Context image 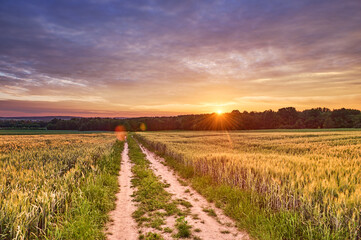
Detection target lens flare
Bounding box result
[140,122,147,131]
[115,125,127,141]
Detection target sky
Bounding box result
[0,0,360,117]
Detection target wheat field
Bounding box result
[135,130,361,239]
[0,133,116,239]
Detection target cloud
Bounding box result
[0,0,360,116]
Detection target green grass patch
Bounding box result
[175,199,193,209]
[163,227,173,233]
[128,135,192,238]
[139,232,164,240]
[202,208,217,217]
[175,216,192,238]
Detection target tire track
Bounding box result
[106,142,138,240]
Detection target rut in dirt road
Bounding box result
[106,142,138,240]
[139,143,250,240]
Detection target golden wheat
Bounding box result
[0,133,115,240]
[136,130,361,238]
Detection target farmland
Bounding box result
[0,133,121,240]
[2,129,360,240]
[135,130,361,239]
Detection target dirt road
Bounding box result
[106,140,249,240]
[106,142,138,240]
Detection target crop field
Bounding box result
[0,133,121,240]
[135,130,361,239]
[2,130,360,240]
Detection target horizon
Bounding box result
[1,0,361,117]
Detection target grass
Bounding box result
[139,232,164,240]
[163,227,173,233]
[202,208,217,217]
[135,131,361,240]
[127,135,193,238]
[175,216,192,238]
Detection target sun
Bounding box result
[216,110,223,115]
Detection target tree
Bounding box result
[277,107,298,128]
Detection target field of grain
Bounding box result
[135,130,361,239]
[0,133,119,240]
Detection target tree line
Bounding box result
[0,120,48,130]
[1,107,361,131]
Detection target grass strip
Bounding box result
[127,135,192,239]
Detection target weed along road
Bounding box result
[107,135,249,239]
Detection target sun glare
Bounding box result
[217,110,223,115]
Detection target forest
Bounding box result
[1,107,361,131]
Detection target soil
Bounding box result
[106,143,138,240]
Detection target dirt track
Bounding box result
[107,141,249,240]
[106,142,138,240]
